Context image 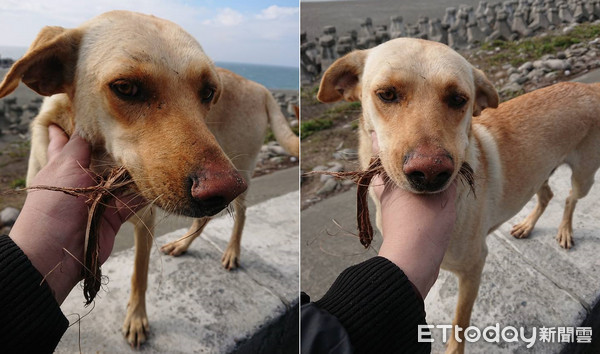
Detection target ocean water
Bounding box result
[216,62,298,90]
[0,46,298,90]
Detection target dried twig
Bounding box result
[28,167,134,305]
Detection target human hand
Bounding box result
[370,132,457,299]
[10,125,146,304]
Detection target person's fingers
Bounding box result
[60,131,92,169]
[371,174,386,199]
[47,124,70,161]
[46,125,92,169]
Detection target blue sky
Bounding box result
[0,0,299,67]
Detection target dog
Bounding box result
[0,10,299,347]
[317,37,600,353]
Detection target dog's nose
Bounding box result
[188,165,247,216]
[403,150,454,192]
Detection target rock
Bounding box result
[269,156,286,164]
[527,68,545,80]
[508,73,528,84]
[518,61,534,72]
[267,145,289,156]
[566,47,588,58]
[0,207,20,228]
[327,162,344,173]
[318,162,344,183]
[333,148,358,160]
[317,178,339,195]
[544,59,570,71]
[500,82,523,94]
[544,71,558,80]
[312,165,328,172]
[557,51,567,59]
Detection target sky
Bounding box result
[0,0,299,67]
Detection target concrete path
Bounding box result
[301,77,600,352]
[56,170,299,353]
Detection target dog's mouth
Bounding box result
[403,161,475,195]
[311,157,475,248]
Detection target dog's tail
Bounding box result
[265,91,299,157]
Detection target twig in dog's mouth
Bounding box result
[309,157,476,249]
[27,166,134,305]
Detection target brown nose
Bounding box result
[188,164,247,217]
[403,147,454,192]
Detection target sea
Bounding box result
[0,46,298,91]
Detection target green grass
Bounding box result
[301,85,320,106]
[300,101,362,140]
[300,118,333,139]
[479,23,600,67]
[10,178,26,189]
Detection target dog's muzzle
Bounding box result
[403,149,454,193]
[185,165,247,217]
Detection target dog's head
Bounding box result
[0,11,247,217]
[318,38,498,193]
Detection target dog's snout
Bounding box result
[403,149,454,192]
[188,166,247,217]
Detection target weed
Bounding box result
[301,118,333,139]
[10,178,26,189]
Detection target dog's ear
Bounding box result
[472,68,499,116]
[317,50,367,103]
[0,26,82,98]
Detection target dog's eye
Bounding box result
[377,90,398,103]
[110,80,140,99]
[200,87,215,103]
[447,94,468,109]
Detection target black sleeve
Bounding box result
[0,234,69,353]
[303,256,430,354]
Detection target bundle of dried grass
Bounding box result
[310,157,476,249]
[308,157,384,248]
[28,167,134,304]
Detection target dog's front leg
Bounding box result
[446,249,487,354]
[222,191,248,270]
[122,206,155,347]
[161,217,211,256]
[511,180,554,239]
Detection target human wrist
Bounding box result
[9,198,83,304]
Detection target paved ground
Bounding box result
[56,167,299,353]
[113,166,299,252]
[301,72,600,352]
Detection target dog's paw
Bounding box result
[556,227,574,249]
[510,220,533,239]
[221,248,240,270]
[122,308,150,348]
[160,240,189,256]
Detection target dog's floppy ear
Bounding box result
[317,49,367,103]
[472,68,499,116]
[0,26,82,98]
